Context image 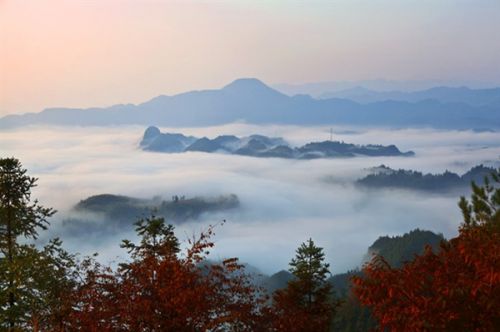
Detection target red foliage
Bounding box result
[352,225,500,331]
[66,224,270,331]
[272,286,335,332]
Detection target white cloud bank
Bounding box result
[1,124,499,274]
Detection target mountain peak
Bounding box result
[223,78,274,92]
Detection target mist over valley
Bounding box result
[2,123,498,275]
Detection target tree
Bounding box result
[458,167,500,228]
[352,168,500,331]
[121,215,180,262]
[272,239,339,332]
[0,157,56,330]
[7,239,78,331]
[68,216,270,331]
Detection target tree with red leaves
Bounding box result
[67,216,270,331]
[352,168,500,331]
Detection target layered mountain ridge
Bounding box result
[140,126,415,159]
[1,78,499,129]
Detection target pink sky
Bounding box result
[1,0,500,116]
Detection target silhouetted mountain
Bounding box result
[62,193,239,236]
[141,126,415,159]
[185,137,226,153]
[140,128,196,152]
[2,78,499,129]
[357,164,496,192]
[273,79,490,97]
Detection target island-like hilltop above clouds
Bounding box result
[140,126,414,159]
[1,78,499,130]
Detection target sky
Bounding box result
[1,0,500,116]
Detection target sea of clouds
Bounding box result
[1,124,499,274]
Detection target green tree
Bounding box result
[2,239,78,331]
[459,167,500,228]
[0,158,56,330]
[289,239,331,308]
[273,238,339,331]
[121,215,180,261]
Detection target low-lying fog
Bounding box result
[1,124,499,274]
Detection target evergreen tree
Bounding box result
[459,167,500,228]
[0,157,56,330]
[121,215,180,261]
[273,239,339,331]
[289,239,331,308]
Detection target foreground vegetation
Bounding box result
[1,157,499,331]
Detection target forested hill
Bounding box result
[356,164,496,192]
[365,229,444,267]
[62,194,239,236]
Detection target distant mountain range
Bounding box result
[1,78,499,129]
[273,79,498,97]
[140,126,415,159]
[356,164,496,192]
[319,86,500,107]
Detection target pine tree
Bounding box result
[121,215,180,261]
[0,157,56,330]
[273,238,339,331]
[289,239,331,309]
[458,167,500,228]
